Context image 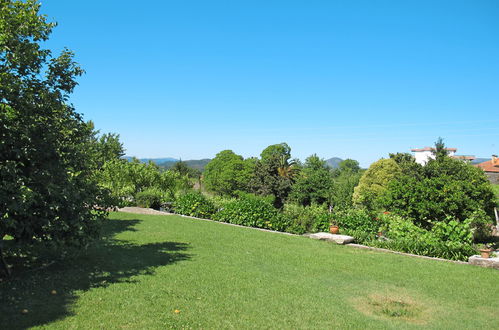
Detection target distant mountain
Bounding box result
[325,157,343,169]
[123,156,179,165]
[160,159,212,172]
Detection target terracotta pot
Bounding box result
[479,248,492,259]
[377,231,383,237]
[329,225,339,234]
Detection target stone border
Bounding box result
[117,207,493,268]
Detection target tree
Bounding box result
[289,155,333,206]
[384,157,496,228]
[338,159,361,173]
[432,137,448,161]
[249,143,296,208]
[203,150,254,196]
[260,143,291,162]
[352,158,402,210]
[329,159,363,210]
[0,0,115,275]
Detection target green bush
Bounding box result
[213,194,289,231]
[135,187,165,209]
[383,157,496,228]
[333,209,380,236]
[282,203,332,234]
[373,213,476,261]
[174,192,216,219]
[370,238,475,261]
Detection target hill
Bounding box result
[325,157,343,169]
[159,159,211,172]
[122,156,178,165]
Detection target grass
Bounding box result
[492,184,499,203]
[1,212,499,329]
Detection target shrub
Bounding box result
[174,192,216,219]
[466,210,494,243]
[213,194,289,231]
[135,187,165,209]
[370,238,476,261]
[329,209,381,243]
[282,203,332,234]
[383,157,496,228]
[352,158,402,210]
[374,213,476,261]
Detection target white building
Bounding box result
[411,147,457,165]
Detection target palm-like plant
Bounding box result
[277,156,299,179]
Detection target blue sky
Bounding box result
[41,0,499,166]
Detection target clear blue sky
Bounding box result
[41,0,499,167]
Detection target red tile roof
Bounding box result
[411,147,457,152]
[475,159,499,173]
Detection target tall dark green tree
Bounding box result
[289,155,333,206]
[250,143,296,208]
[0,0,115,275]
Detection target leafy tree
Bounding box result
[329,159,363,210]
[338,159,361,173]
[0,0,115,275]
[203,150,254,196]
[99,159,191,206]
[352,158,402,210]
[384,156,496,228]
[260,143,291,162]
[432,137,448,161]
[289,155,333,206]
[250,144,296,208]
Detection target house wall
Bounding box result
[414,150,456,165]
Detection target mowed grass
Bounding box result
[1,212,499,329]
[492,184,499,202]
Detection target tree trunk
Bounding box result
[0,237,11,277]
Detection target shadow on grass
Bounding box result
[0,218,191,329]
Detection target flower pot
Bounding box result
[377,231,383,237]
[479,248,492,259]
[329,225,339,234]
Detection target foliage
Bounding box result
[289,155,333,206]
[282,203,332,234]
[98,159,191,207]
[375,213,475,261]
[332,209,380,242]
[260,143,291,162]
[329,159,363,211]
[370,238,476,261]
[203,150,254,196]
[432,137,449,161]
[213,194,288,231]
[0,0,118,274]
[249,143,296,208]
[174,192,216,219]
[135,187,166,210]
[171,160,201,179]
[383,156,496,227]
[338,159,361,173]
[353,158,402,210]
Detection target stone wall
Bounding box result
[485,172,499,185]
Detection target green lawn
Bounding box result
[2,212,499,329]
[492,184,499,203]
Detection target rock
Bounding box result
[468,255,499,269]
[307,232,355,245]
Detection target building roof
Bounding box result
[474,158,499,173]
[451,155,476,161]
[411,147,457,152]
